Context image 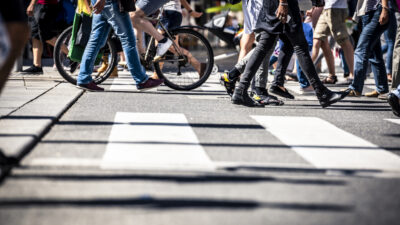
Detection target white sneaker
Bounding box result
[154,38,173,61]
[299,86,315,95]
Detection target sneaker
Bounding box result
[341,88,361,97]
[137,78,164,91]
[318,89,349,108]
[388,93,400,117]
[269,85,295,99]
[365,90,380,97]
[378,92,389,100]
[154,38,173,61]
[21,65,43,74]
[232,86,264,107]
[299,86,315,95]
[76,81,104,92]
[220,72,237,97]
[251,92,284,106]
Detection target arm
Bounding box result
[27,0,38,17]
[276,0,289,23]
[180,0,203,18]
[380,0,389,25]
[93,0,106,14]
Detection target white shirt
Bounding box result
[324,0,348,9]
[163,0,182,13]
[243,0,263,34]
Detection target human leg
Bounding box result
[106,1,148,85]
[238,33,255,61]
[392,12,400,89]
[77,13,111,85]
[231,31,277,107]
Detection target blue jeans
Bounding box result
[296,59,310,88]
[349,6,390,93]
[381,11,397,74]
[77,0,148,85]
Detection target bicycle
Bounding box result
[140,10,214,90]
[54,9,214,91]
[53,26,118,85]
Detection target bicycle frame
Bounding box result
[143,9,186,66]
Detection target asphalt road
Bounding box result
[0,56,400,225]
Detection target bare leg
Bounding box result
[238,33,255,62]
[46,36,68,55]
[0,22,30,95]
[320,39,335,77]
[32,38,43,67]
[130,9,164,42]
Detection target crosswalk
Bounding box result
[27,112,400,175]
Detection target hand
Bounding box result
[379,8,389,25]
[276,2,289,23]
[190,10,203,18]
[26,4,34,17]
[306,7,314,17]
[93,0,105,14]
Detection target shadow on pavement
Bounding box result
[0,196,354,212]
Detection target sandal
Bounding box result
[322,75,338,84]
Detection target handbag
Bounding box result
[68,0,101,63]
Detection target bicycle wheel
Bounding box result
[153,28,214,90]
[54,26,118,85]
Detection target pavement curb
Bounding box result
[0,83,84,163]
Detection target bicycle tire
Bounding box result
[153,28,214,90]
[54,26,118,85]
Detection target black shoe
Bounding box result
[252,92,284,106]
[388,93,400,117]
[269,85,295,99]
[220,72,237,97]
[232,86,264,107]
[21,65,43,74]
[317,89,349,108]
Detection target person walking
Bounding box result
[230,0,348,107]
[344,0,393,97]
[76,0,163,91]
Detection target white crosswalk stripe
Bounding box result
[251,115,400,171]
[385,119,400,125]
[101,112,215,171]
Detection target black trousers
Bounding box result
[238,2,325,93]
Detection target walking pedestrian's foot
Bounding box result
[21,65,43,74]
[220,72,237,97]
[76,81,104,92]
[137,78,164,91]
[340,88,361,97]
[318,89,349,108]
[388,93,400,117]
[322,75,337,84]
[232,86,264,107]
[269,85,295,99]
[251,92,284,106]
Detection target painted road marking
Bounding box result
[251,116,400,171]
[101,112,215,171]
[385,119,400,126]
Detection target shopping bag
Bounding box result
[68,0,102,63]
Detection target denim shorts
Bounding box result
[136,0,170,15]
[159,10,182,30]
